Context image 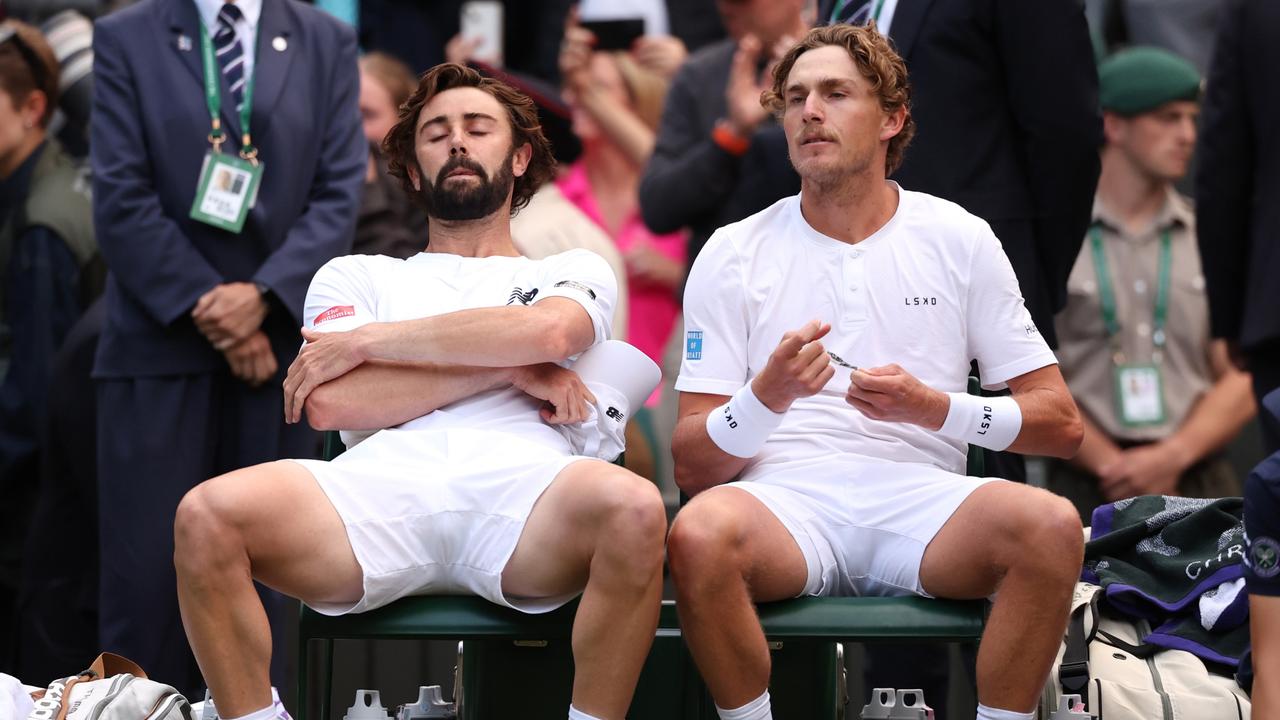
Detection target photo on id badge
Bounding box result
[190,151,262,232]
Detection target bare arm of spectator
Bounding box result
[996,0,1102,319]
[560,21,657,166]
[1097,340,1256,500]
[1195,0,1252,352]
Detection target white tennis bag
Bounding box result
[27,653,192,720]
[1039,582,1250,719]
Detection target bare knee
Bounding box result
[667,495,746,591]
[593,467,667,572]
[173,480,245,576]
[1005,493,1084,584]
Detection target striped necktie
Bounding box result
[213,3,246,111]
[830,0,875,25]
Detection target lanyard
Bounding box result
[1089,224,1172,359]
[198,11,259,163]
[829,0,887,25]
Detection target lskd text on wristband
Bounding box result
[936,392,1022,451]
[705,383,786,458]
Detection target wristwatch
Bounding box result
[254,281,270,299]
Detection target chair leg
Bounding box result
[297,635,310,720]
[318,639,334,720]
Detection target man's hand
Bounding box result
[193,282,267,350]
[1098,442,1189,501]
[512,363,597,425]
[751,320,834,413]
[845,364,950,429]
[725,33,793,138]
[283,326,372,424]
[224,330,277,387]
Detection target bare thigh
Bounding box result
[918,481,1063,599]
[674,485,809,602]
[190,460,364,606]
[501,459,665,599]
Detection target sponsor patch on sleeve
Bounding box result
[686,330,703,360]
[315,305,356,325]
[554,280,597,300]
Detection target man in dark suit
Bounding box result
[90,0,364,694]
[1196,0,1280,455]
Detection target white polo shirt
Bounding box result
[305,248,616,449]
[675,187,1056,478]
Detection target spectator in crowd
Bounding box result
[1051,47,1254,522]
[90,0,365,695]
[638,0,807,267]
[175,62,666,720]
[558,16,685,399]
[1243,389,1280,719]
[667,25,1084,720]
[357,51,427,258]
[0,18,100,669]
[1196,0,1280,455]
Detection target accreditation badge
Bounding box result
[1114,363,1166,427]
[189,151,263,232]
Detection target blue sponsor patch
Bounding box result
[686,330,703,360]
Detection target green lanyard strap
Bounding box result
[198,12,259,163]
[1089,224,1172,355]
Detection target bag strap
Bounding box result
[1059,591,1101,694]
[89,652,149,680]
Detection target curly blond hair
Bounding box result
[761,23,915,175]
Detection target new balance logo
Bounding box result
[606,406,625,423]
[507,287,539,305]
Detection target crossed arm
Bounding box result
[672,321,1083,496]
[287,298,597,430]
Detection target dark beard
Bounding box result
[418,149,515,221]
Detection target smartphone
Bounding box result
[460,0,503,66]
[579,18,645,51]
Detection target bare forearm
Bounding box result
[306,361,511,431]
[1251,595,1280,719]
[671,414,751,496]
[1006,386,1084,458]
[1164,372,1256,467]
[359,303,590,367]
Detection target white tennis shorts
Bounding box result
[291,427,594,616]
[728,460,1001,598]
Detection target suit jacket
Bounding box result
[90,0,365,377]
[1195,0,1280,352]
[819,0,1101,348]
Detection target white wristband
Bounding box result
[706,383,786,459]
[937,392,1022,452]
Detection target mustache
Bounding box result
[435,156,488,185]
[798,129,837,144]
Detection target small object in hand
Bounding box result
[827,350,857,371]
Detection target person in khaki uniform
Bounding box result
[1051,47,1255,522]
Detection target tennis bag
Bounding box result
[1039,582,1250,719]
[27,653,192,720]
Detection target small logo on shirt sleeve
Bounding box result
[554,280,597,300]
[686,330,704,360]
[314,305,355,325]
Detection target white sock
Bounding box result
[975,704,1035,720]
[222,689,289,720]
[567,705,603,720]
[716,690,772,720]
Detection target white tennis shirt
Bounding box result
[304,248,616,450]
[675,187,1056,478]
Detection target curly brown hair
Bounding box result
[761,24,915,175]
[383,63,556,215]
